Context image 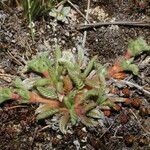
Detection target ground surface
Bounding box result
[0,0,150,150]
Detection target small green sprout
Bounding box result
[49,5,70,22]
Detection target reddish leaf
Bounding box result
[62,75,73,93]
[112,72,127,79]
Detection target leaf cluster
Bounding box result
[0,38,149,133]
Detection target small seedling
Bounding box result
[49,5,70,22]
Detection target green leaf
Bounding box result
[82,56,97,78]
[83,102,97,113]
[121,59,139,75]
[128,37,150,57]
[15,88,30,103]
[55,46,61,66]
[22,77,42,90]
[35,104,52,114]
[80,116,98,127]
[34,78,51,87]
[68,70,84,89]
[0,88,13,104]
[87,109,104,119]
[27,52,51,73]
[62,7,70,16]
[69,106,77,125]
[64,96,72,109]
[48,66,58,84]
[59,113,70,134]
[36,108,59,120]
[15,77,50,90]
[97,87,106,105]
[49,8,57,17]
[83,89,99,101]
[14,78,24,89]
[37,87,58,99]
[59,58,75,71]
[56,81,64,93]
[67,90,77,104]
[77,45,85,67]
[94,62,107,88]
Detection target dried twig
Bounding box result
[67,0,90,23]
[39,125,51,132]
[100,114,119,138]
[129,109,150,135]
[82,0,90,47]
[112,79,150,96]
[4,105,28,111]
[55,0,67,8]
[77,21,150,30]
[7,51,24,66]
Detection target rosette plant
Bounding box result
[0,37,149,133]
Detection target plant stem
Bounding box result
[112,79,150,96]
[27,0,35,42]
[29,92,61,108]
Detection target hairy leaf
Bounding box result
[63,75,73,92]
[22,77,42,90]
[36,108,59,120]
[83,102,97,113]
[87,109,104,119]
[34,78,51,87]
[128,37,150,57]
[85,75,100,88]
[14,78,24,89]
[68,70,84,89]
[15,88,30,103]
[56,81,64,94]
[82,56,97,78]
[83,89,99,101]
[37,87,58,99]
[77,45,85,67]
[64,96,72,109]
[121,59,139,75]
[0,88,13,104]
[69,106,77,125]
[27,52,51,73]
[35,104,53,114]
[80,116,98,127]
[59,112,70,134]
